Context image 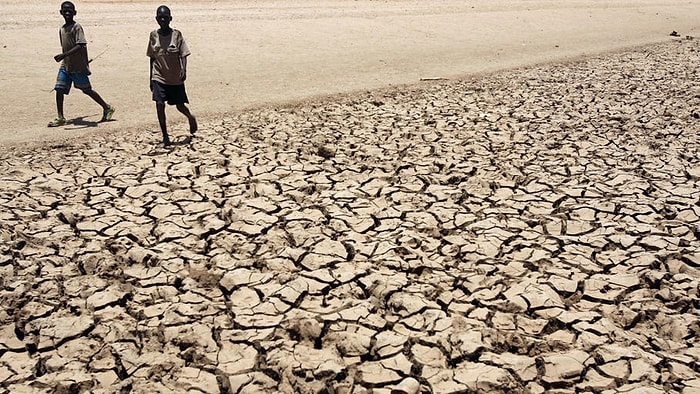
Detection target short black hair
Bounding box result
[156,5,171,16]
[61,1,75,9]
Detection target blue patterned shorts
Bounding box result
[54,67,92,94]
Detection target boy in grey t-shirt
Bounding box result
[147,5,197,146]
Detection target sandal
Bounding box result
[48,117,66,127]
[101,105,115,122]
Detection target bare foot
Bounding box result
[189,116,198,134]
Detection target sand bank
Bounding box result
[1,0,699,146]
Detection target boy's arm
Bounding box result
[178,32,191,81]
[180,55,188,81]
[54,43,85,62]
[147,32,156,87]
[149,58,154,90]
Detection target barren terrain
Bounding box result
[0,1,699,393]
[1,0,699,146]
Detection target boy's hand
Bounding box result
[180,70,187,81]
[54,54,65,62]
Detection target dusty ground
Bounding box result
[1,1,700,393]
[1,0,699,146]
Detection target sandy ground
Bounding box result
[1,38,699,392]
[1,1,700,393]
[1,0,699,147]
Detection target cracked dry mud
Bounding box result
[1,40,699,393]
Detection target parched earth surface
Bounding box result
[1,39,699,393]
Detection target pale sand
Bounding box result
[1,1,700,393]
[1,0,699,146]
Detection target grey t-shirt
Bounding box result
[147,29,191,85]
[60,22,90,73]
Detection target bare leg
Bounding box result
[56,90,65,119]
[156,103,170,145]
[83,89,110,110]
[176,103,197,134]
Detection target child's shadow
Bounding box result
[170,135,193,146]
[65,115,99,130]
[145,135,194,156]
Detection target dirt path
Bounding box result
[1,0,699,147]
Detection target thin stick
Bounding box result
[88,45,110,64]
[44,46,110,92]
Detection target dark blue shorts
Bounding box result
[55,68,92,94]
[151,80,189,105]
